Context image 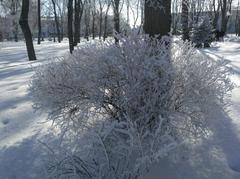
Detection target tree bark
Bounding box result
[79,1,84,42]
[113,0,120,43]
[51,0,61,43]
[19,0,36,61]
[221,0,228,32]
[103,3,110,41]
[92,0,96,40]
[74,0,80,46]
[84,3,90,41]
[68,0,74,53]
[99,4,103,39]
[144,0,171,38]
[37,0,41,44]
[181,0,189,41]
[10,0,19,42]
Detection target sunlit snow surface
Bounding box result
[0,37,240,179]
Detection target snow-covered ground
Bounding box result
[0,38,240,179]
[0,40,70,179]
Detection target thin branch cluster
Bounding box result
[30,33,234,179]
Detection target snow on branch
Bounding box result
[30,32,234,179]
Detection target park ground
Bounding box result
[0,37,240,179]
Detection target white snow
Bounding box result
[0,38,240,178]
[0,40,69,179]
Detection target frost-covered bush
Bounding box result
[30,34,234,179]
[191,16,213,48]
[45,118,177,179]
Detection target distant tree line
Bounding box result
[0,0,239,60]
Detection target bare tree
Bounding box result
[182,0,189,41]
[68,0,74,53]
[103,0,111,40]
[98,0,104,39]
[74,0,80,45]
[210,0,221,30]
[112,0,120,43]
[144,0,171,37]
[84,0,90,41]
[1,0,21,41]
[51,0,61,42]
[19,0,36,61]
[235,0,240,36]
[172,0,181,34]
[220,0,233,33]
[37,0,41,44]
[92,0,96,39]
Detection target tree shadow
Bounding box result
[0,131,59,179]
[140,106,240,179]
[0,134,46,179]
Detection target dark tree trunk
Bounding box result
[92,0,96,40]
[221,0,228,32]
[10,0,19,42]
[99,1,103,39]
[53,23,56,42]
[113,0,120,43]
[103,3,110,41]
[182,0,189,41]
[99,9,103,39]
[143,0,172,127]
[212,0,221,30]
[220,0,233,33]
[235,1,240,36]
[74,0,80,46]
[103,13,108,41]
[19,0,36,61]
[84,4,90,41]
[79,5,84,42]
[13,20,18,42]
[144,0,171,38]
[68,0,74,53]
[51,0,61,43]
[37,0,41,44]
[0,32,2,42]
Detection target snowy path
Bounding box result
[0,39,240,179]
[0,40,69,179]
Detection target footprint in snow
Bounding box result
[8,87,18,91]
[2,119,10,125]
[228,159,240,173]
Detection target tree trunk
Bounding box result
[144,0,171,38]
[92,0,96,40]
[221,0,227,32]
[74,0,80,46]
[13,20,18,42]
[0,31,2,42]
[113,0,120,43]
[11,0,19,42]
[99,8,103,39]
[103,3,110,41]
[84,4,90,41]
[19,0,36,61]
[79,4,84,42]
[68,0,74,53]
[37,0,41,44]
[143,0,172,127]
[235,0,240,36]
[51,0,61,43]
[182,0,189,41]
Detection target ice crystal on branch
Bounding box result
[30,33,234,179]
[145,0,164,10]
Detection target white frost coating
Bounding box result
[145,0,164,9]
[191,16,213,48]
[30,33,234,178]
